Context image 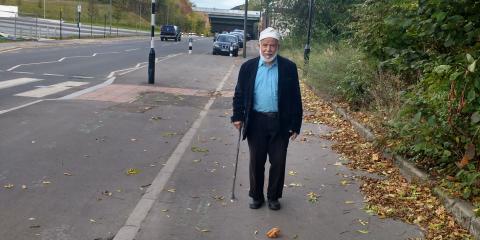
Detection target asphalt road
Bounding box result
[0,36,212,112]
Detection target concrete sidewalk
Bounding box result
[109,51,423,239]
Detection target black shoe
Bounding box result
[249,198,265,209]
[268,199,281,210]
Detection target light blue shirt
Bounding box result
[253,58,278,112]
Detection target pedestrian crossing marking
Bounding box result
[15,81,88,98]
[0,78,43,90]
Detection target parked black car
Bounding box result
[212,34,239,56]
[160,25,181,41]
[229,32,244,48]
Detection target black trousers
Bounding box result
[247,111,289,201]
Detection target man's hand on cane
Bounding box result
[233,121,243,130]
[289,130,298,141]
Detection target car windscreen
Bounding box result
[217,35,237,43]
[162,26,175,32]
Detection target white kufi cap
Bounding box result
[259,27,281,41]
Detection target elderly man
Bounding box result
[231,27,303,210]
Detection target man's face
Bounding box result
[259,38,279,62]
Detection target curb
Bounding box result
[308,85,480,239]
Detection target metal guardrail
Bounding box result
[0,9,149,40]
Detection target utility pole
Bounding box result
[243,0,248,58]
[109,0,112,36]
[148,0,156,84]
[43,0,46,19]
[304,0,314,65]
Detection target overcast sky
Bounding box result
[190,0,245,9]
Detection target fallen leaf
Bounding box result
[162,132,177,137]
[341,180,349,185]
[288,170,297,176]
[127,168,140,175]
[42,181,51,185]
[4,184,14,189]
[195,226,210,233]
[334,162,343,166]
[161,209,169,212]
[266,227,281,238]
[22,185,27,189]
[345,201,355,204]
[167,188,176,193]
[193,159,201,163]
[63,172,72,176]
[130,138,137,142]
[372,154,379,161]
[307,192,319,203]
[28,218,36,221]
[191,146,209,153]
[459,143,475,168]
[89,219,97,223]
[357,230,369,234]
[254,230,259,235]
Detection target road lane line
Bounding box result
[0,77,43,90]
[12,71,34,75]
[71,76,94,79]
[0,47,22,54]
[125,48,138,52]
[0,100,44,115]
[15,81,88,98]
[7,61,57,71]
[43,73,64,77]
[113,63,236,240]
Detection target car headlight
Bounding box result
[214,43,220,48]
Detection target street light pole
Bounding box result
[43,0,46,19]
[109,0,112,36]
[243,0,248,58]
[148,0,156,84]
[304,0,314,65]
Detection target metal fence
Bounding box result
[0,9,148,40]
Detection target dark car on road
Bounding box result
[229,32,244,48]
[212,34,239,56]
[160,25,181,41]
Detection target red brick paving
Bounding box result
[76,84,234,103]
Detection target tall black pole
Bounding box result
[148,0,156,84]
[109,0,112,36]
[304,0,314,64]
[243,0,248,58]
[59,9,62,40]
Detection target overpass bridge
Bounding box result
[193,7,261,39]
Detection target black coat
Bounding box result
[231,55,303,140]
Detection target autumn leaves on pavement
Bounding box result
[301,82,472,239]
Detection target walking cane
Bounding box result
[231,126,242,201]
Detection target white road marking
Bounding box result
[12,71,34,75]
[7,61,57,71]
[71,76,94,79]
[124,48,138,52]
[59,78,115,100]
[113,63,236,240]
[15,81,88,98]
[0,47,22,53]
[0,77,43,90]
[0,100,44,115]
[43,73,64,77]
